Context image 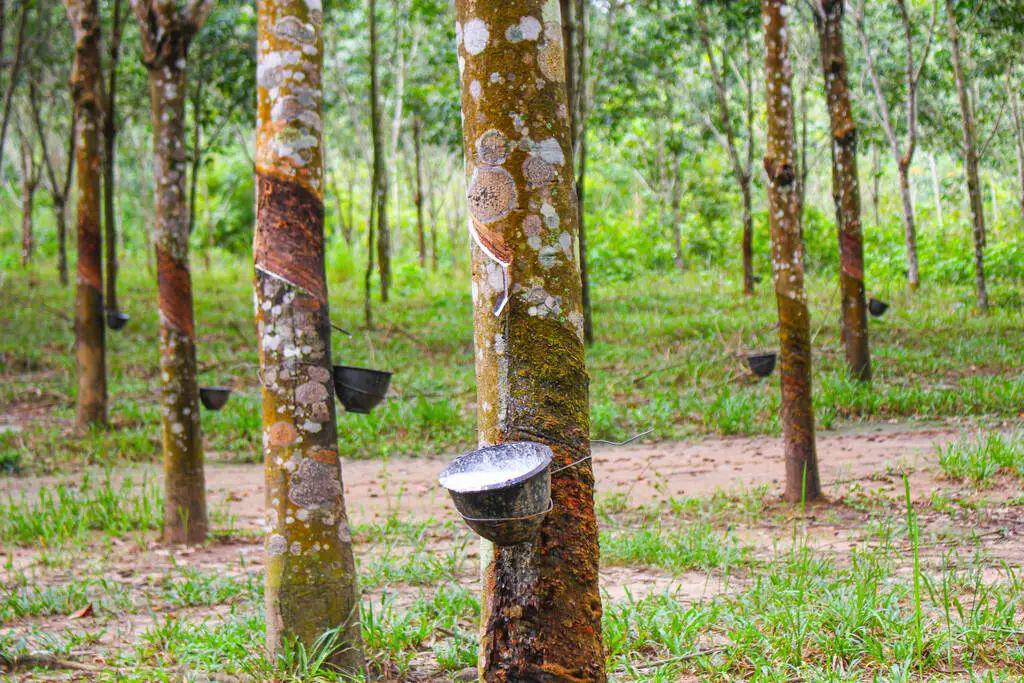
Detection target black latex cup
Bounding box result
[439,441,553,546]
[199,386,232,411]
[332,365,392,414]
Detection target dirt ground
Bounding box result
[2,420,1022,680]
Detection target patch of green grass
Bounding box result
[601,523,749,574]
[938,431,1024,486]
[0,473,161,545]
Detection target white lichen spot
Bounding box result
[463,18,489,55]
[267,534,287,556]
[470,79,482,99]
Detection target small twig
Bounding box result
[331,322,353,337]
[592,428,654,446]
[0,654,101,673]
[616,647,724,672]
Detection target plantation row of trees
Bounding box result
[1,0,1022,677]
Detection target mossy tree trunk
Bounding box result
[103,0,125,317]
[455,1,605,679]
[254,0,365,669]
[944,0,988,312]
[65,0,107,428]
[132,0,212,545]
[763,0,821,504]
[813,0,870,381]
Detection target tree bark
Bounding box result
[763,0,820,504]
[928,153,943,238]
[455,1,605,679]
[254,0,365,669]
[65,0,107,428]
[19,135,39,266]
[870,144,880,226]
[368,0,390,302]
[944,0,987,311]
[103,0,124,316]
[813,0,870,382]
[132,0,213,545]
[413,117,427,267]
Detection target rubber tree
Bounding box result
[131,0,212,545]
[763,0,821,504]
[454,1,605,678]
[852,0,937,290]
[812,0,871,381]
[103,0,125,318]
[65,0,107,428]
[18,127,41,266]
[413,116,427,267]
[254,0,365,668]
[368,0,390,304]
[1010,76,1024,223]
[944,0,988,312]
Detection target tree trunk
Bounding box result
[133,1,212,545]
[1010,84,1024,223]
[573,0,593,345]
[928,153,943,237]
[814,0,870,382]
[56,198,69,285]
[669,165,684,270]
[455,1,605,679]
[102,0,124,317]
[254,0,365,669]
[454,3,598,679]
[413,117,427,267]
[944,0,987,311]
[19,140,38,266]
[763,0,820,504]
[870,145,880,226]
[368,0,390,302]
[65,0,107,428]
[896,163,919,288]
[0,1,28,178]
[346,174,355,245]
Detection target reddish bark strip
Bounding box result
[254,173,328,304]
[454,1,606,680]
[156,245,195,339]
[814,0,871,381]
[65,0,107,428]
[763,0,821,503]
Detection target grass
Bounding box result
[1,254,1023,472]
[938,431,1024,485]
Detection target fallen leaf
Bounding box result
[68,604,94,620]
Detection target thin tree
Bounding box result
[811,0,871,381]
[368,0,390,302]
[65,0,107,428]
[455,0,605,677]
[254,0,365,668]
[852,0,937,290]
[131,0,212,545]
[29,82,76,286]
[696,1,757,295]
[17,122,41,266]
[103,0,125,318]
[412,116,426,267]
[944,0,987,311]
[0,0,28,176]
[763,0,821,503]
[573,0,594,344]
[1009,74,1024,223]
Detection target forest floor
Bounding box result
[1,260,1023,679]
[1,421,1023,680]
